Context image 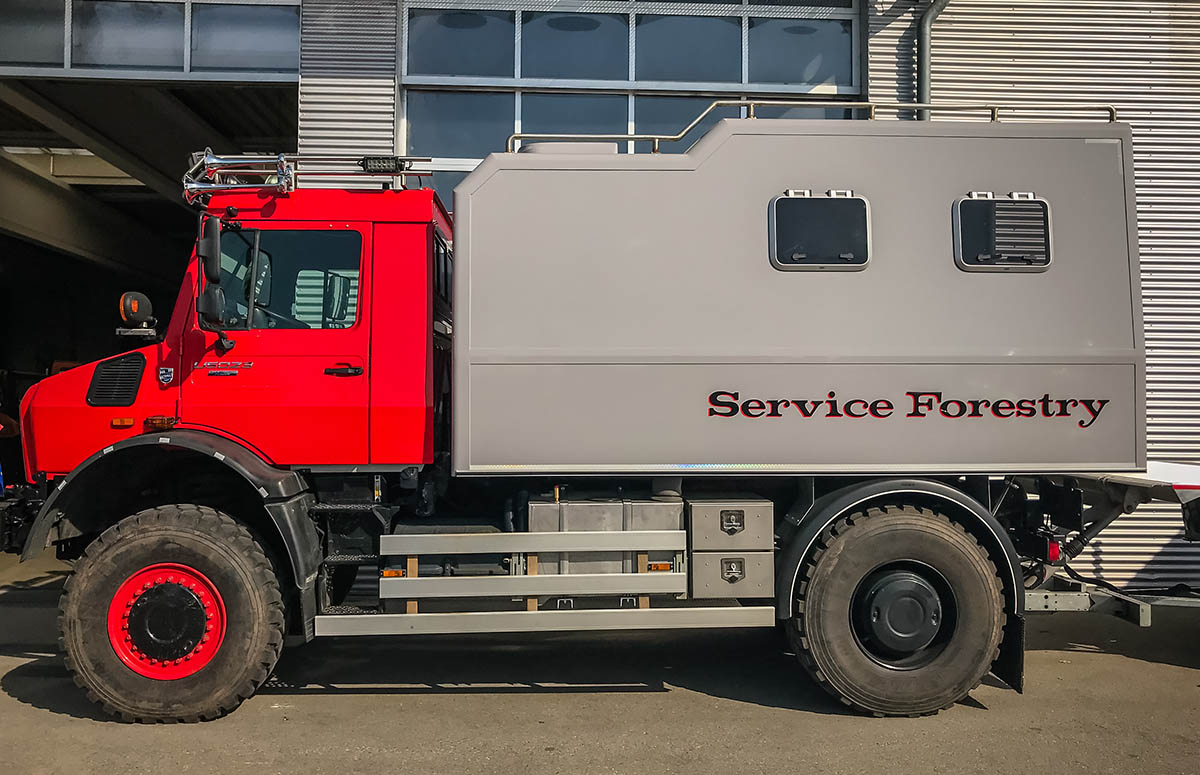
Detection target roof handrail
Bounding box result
[504,99,1120,153]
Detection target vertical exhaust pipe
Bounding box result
[918,0,952,120]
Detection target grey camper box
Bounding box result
[452,118,1143,476]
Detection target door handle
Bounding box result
[324,365,363,377]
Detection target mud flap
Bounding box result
[991,612,1025,693]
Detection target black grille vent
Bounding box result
[86,353,146,407]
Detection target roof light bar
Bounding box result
[181,148,432,206]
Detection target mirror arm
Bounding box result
[214,330,236,353]
[200,316,236,353]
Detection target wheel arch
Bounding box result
[21,430,319,607]
[775,477,1026,691]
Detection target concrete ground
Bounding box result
[1,552,1197,775]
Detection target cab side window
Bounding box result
[217,230,362,330]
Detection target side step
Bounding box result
[315,605,776,636]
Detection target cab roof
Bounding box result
[202,186,452,238]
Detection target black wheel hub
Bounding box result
[126,583,207,661]
[852,567,948,665]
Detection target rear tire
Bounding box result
[787,504,1004,716]
[59,504,284,722]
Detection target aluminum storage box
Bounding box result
[528,496,684,575]
[452,119,1143,475]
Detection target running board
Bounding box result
[314,606,776,636]
[380,572,686,599]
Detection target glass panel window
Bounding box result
[219,230,362,330]
[191,4,300,72]
[770,195,869,270]
[634,96,740,153]
[407,91,515,159]
[406,90,516,204]
[521,93,627,138]
[0,0,64,66]
[635,16,740,83]
[72,1,184,70]
[408,10,514,77]
[522,13,628,81]
[748,19,854,86]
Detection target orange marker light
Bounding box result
[381,569,406,578]
[647,562,673,572]
[110,417,135,429]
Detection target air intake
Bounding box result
[86,353,146,407]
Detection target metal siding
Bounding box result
[867,0,920,105]
[869,0,1200,586]
[299,0,397,187]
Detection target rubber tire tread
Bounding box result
[59,504,284,722]
[787,504,1004,717]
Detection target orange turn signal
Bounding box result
[647,562,673,572]
[381,569,406,578]
[110,417,135,429]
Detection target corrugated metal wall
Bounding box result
[870,0,1200,586]
[299,0,397,187]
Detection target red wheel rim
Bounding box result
[106,563,227,680]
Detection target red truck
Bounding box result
[3,104,1200,722]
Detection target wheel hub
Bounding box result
[106,563,227,680]
[853,568,945,660]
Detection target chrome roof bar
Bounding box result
[182,148,433,204]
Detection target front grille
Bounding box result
[86,353,146,407]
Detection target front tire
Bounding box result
[788,504,1004,716]
[59,504,284,722]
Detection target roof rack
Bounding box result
[505,99,1120,153]
[181,148,433,205]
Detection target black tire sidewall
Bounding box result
[62,511,277,719]
[800,509,1003,714]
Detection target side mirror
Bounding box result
[197,285,236,352]
[324,272,351,323]
[197,217,222,284]
[196,285,226,328]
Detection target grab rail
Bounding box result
[505,99,1120,153]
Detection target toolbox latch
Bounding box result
[719,509,745,535]
[721,558,745,584]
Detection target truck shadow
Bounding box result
[260,628,850,715]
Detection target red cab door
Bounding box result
[180,223,371,465]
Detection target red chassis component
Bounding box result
[106,562,227,680]
[19,187,452,481]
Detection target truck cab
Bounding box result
[20,185,451,479]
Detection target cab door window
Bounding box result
[217,229,362,329]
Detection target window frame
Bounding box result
[952,195,1054,274]
[398,1,863,204]
[0,0,301,82]
[767,192,872,272]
